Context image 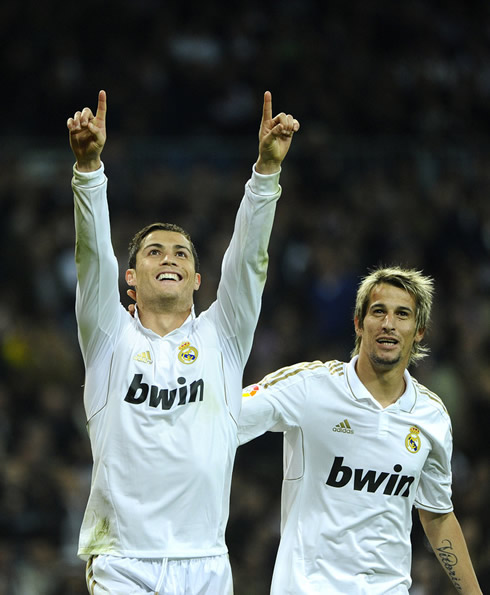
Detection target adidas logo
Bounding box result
[332,419,354,434]
[133,350,153,364]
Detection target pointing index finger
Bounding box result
[96,89,107,122]
[262,90,272,123]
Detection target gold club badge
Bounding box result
[405,426,421,454]
[178,341,198,364]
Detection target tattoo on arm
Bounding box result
[436,539,462,592]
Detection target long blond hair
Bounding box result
[351,266,434,365]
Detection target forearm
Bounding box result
[215,165,281,347]
[73,162,110,275]
[72,163,121,351]
[419,510,482,594]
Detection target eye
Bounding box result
[176,250,187,258]
[149,249,160,256]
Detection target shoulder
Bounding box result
[411,377,452,430]
[257,359,345,390]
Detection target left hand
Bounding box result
[256,91,300,174]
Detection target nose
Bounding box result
[382,313,395,331]
[161,253,176,265]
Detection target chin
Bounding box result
[372,353,402,367]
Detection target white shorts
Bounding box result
[85,553,233,595]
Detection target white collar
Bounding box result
[133,304,196,338]
[345,356,417,412]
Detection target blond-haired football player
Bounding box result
[240,266,482,594]
[67,89,299,594]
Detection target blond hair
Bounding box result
[351,266,434,365]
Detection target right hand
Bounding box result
[67,90,107,172]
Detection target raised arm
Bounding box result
[67,89,107,172]
[418,509,482,594]
[68,91,122,383]
[205,92,300,420]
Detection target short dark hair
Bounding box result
[128,222,200,272]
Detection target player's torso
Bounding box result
[82,315,238,556]
[290,362,430,503]
[278,361,433,592]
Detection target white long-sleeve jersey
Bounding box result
[73,162,281,560]
[239,357,453,594]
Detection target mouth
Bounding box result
[376,337,399,348]
[156,272,182,282]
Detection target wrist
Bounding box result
[255,156,281,175]
[76,157,102,173]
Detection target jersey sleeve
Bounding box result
[414,413,454,513]
[238,362,315,445]
[208,165,281,367]
[72,163,124,392]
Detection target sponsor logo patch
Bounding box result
[326,456,415,497]
[124,374,204,409]
[133,350,153,364]
[332,418,354,434]
[243,385,260,398]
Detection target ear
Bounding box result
[126,269,136,287]
[414,326,425,344]
[194,273,201,291]
[354,316,363,337]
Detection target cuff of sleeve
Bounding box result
[72,161,106,187]
[249,163,281,195]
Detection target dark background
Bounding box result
[0,0,489,593]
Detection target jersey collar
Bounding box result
[133,304,197,338]
[346,356,417,412]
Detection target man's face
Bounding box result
[355,283,424,370]
[125,230,201,310]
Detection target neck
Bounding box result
[137,304,192,337]
[355,354,407,408]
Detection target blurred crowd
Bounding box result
[1,0,490,593]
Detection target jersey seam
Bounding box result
[283,426,305,481]
[85,350,114,424]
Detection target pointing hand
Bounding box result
[67,90,107,172]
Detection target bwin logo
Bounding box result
[124,374,204,410]
[326,456,415,497]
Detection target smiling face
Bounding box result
[125,230,201,312]
[355,283,425,371]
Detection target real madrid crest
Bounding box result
[178,341,198,364]
[405,426,421,454]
